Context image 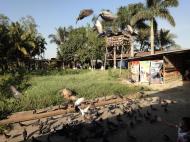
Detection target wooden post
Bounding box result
[163,55,166,84]
[120,45,123,76]
[130,35,134,57]
[114,46,116,69]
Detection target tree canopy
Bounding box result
[0,14,46,72]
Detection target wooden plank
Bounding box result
[0,98,128,125]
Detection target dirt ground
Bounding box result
[0,82,190,142]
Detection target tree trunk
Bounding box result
[120,45,123,76]
[150,19,155,55]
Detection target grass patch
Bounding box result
[0,69,148,119]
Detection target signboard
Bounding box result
[150,60,163,84]
[140,61,151,83]
[131,61,140,82]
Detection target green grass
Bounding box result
[0,69,148,119]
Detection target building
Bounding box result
[127,49,190,84]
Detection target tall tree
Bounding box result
[0,14,46,72]
[131,0,179,54]
[48,27,68,45]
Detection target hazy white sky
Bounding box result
[0,0,190,59]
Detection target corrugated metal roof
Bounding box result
[128,49,190,61]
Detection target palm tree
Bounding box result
[157,29,180,51]
[48,27,68,45]
[117,3,148,30]
[131,0,179,54]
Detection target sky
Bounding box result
[0,0,190,59]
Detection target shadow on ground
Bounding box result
[1,82,190,142]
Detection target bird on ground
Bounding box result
[150,115,158,124]
[27,129,40,140]
[150,105,158,111]
[32,136,42,142]
[23,128,27,141]
[144,113,150,121]
[108,109,116,115]
[126,129,137,142]
[162,134,171,141]
[164,107,168,112]
[47,134,52,142]
[134,116,143,123]
[138,105,142,110]
[33,109,37,114]
[103,137,110,142]
[3,132,11,139]
[137,109,143,117]
[78,105,91,116]
[75,97,85,106]
[32,119,40,126]
[94,111,103,119]
[19,122,32,127]
[75,97,85,112]
[76,9,94,23]
[129,121,135,128]
[146,110,151,116]
[41,126,51,134]
[10,85,22,99]
[116,113,123,122]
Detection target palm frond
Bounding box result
[160,0,179,8]
[146,0,161,8]
[158,9,175,26]
[131,9,154,26]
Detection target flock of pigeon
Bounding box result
[0,92,176,142]
[75,9,135,36]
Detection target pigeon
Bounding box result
[164,107,168,112]
[127,25,134,34]
[163,134,171,141]
[129,121,135,128]
[146,110,151,116]
[75,97,85,106]
[3,132,11,139]
[150,105,158,111]
[33,109,37,114]
[23,128,27,141]
[10,85,21,99]
[78,105,91,116]
[76,9,94,23]
[95,20,103,34]
[32,136,42,142]
[99,10,117,21]
[126,130,137,142]
[19,122,32,127]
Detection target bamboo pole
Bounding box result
[0,98,128,125]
